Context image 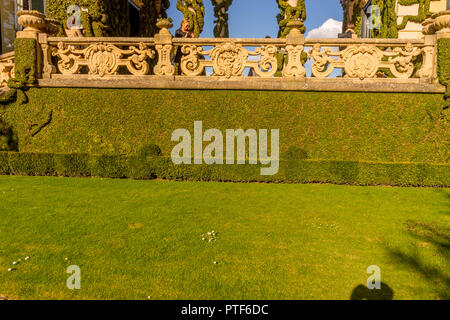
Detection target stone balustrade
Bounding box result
[41,35,436,80]
[9,12,450,92]
[0,52,15,89]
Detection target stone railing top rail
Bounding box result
[46,37,428,47]
[0,51,15,61]
[47,37,156,45]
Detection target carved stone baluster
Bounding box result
[39,33,56,79]
[282,20,306,78]
[417,35,437,80]
[154,19,175,76]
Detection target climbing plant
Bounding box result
[176,0,205,37]
[372,0,398,38]
[396,0,435,31]
[211,0,233,38]
[276,0,306,38]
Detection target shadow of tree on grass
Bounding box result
[386,190,450,300]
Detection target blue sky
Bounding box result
[166,0,343,38]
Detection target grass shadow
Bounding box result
[386,189,449,300]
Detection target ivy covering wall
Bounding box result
[396,0,436,31]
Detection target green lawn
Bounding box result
[0,176,448,300]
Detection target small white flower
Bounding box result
[24,256,30,261]
[147,296,151,300]
[8,268,12,272]
[213,261,218,264]
[12,261,17,265]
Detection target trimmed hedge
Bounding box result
[0,152,448,187]
[2,89,449,164]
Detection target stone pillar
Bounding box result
[282,20,306,78]
[154,19,175,76]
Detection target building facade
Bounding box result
[1,1,46,54]
[341,0,449,39]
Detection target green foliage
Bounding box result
[46,0,131,37]
[372,0,398,38]
[176,0,205,37]
[276,0,306,37]
[437,38,450,102]
[0,152,448,187]
[8,152,55,176]
[3,88,448,164]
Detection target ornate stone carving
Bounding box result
[384,43,423,79]
[308,44,338,78]
[0,54,15,88]
[308,42,425,80]
[342,45,384,79]
[181,42,278,78]
[51,42,155,77]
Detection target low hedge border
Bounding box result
[0,152,448,187]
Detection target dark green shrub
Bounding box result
[282,146,309,160]
[90,154,128,178]
[0,152,9,174]
[138,144,162,158]
[0,118,18,151]
[54,153,91,177]
[8,152,55,176]
[0,152,448,187]
[127,155,156,180]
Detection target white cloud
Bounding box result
[306,19,342,39]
